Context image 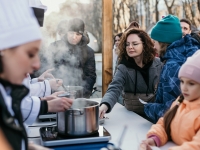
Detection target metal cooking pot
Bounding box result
[57,98,99,136]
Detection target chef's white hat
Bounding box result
[0,0,42,50]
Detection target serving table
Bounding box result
[28,98,176,150]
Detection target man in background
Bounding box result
[180,18,192,37]
[180,18,200,44]
[48,18,96,98]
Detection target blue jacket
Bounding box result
[144,35,200,123]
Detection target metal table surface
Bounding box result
[28,98,176,150]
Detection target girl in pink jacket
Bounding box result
[140,50,200,150]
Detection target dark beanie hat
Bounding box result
[67,18,85,34]
[151,15,182,43]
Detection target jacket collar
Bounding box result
[183,97,200,110]
[0,78,29,101]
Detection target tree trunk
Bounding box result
[164,0,175,14]
[92,0,102,52]
[121,0,127,29]
[145,0,150,27]
[198,0,200,12]
[187,0,197,27]
[182,2,190,19]
[155,0,159,22]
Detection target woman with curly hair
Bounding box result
[99,28,162,121]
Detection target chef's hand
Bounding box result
[40,91,65,101]
[47,97,73,112]
[28,142,51,150]
[99,104,108,119]
[38,68,55,82]
[139,138,156,150]
[49,78,63,91]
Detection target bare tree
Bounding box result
[90,0,102,52]
[198,0,200,12]
[113,0,138,35]
[125,0,139,24]
[145,0,151,27]
[187,0,197,27]
[182,0,198,27]
[164,0,176,14]
[113,0,122,34]
[125,0,139,22]
[155,0,159,22]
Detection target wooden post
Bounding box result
[102,0,113,96]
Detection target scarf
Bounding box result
[120,56,153,90]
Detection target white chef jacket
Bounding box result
[21,75,51,125]
[0,84,25,150]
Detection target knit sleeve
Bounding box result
[147,117,168,146]
[169,124,200,150]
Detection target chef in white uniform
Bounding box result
[20,0,72,125]
[21,71,65,125]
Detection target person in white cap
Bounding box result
[21,70,67,125]
[0,0,72,150]
[19,0,72,126]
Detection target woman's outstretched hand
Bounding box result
[99,104,108,119]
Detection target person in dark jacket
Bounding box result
[180,18,200,44]
[99,28,162,122]
[48,18,96,98]
[144,15,200,123]
[180,18,192,37]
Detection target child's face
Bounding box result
[180,77,200,101]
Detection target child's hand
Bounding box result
[139,138,156,150]
[143,138,156,146]
[139,142,152,150]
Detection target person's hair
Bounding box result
[191,31,200,43]
[180,18,192,30]
[124,21,140,32]
[118,28,156,65]
[163,95,184,140]
[158,41,170,57]
[0,47,17,73]
[113,32,123,46]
